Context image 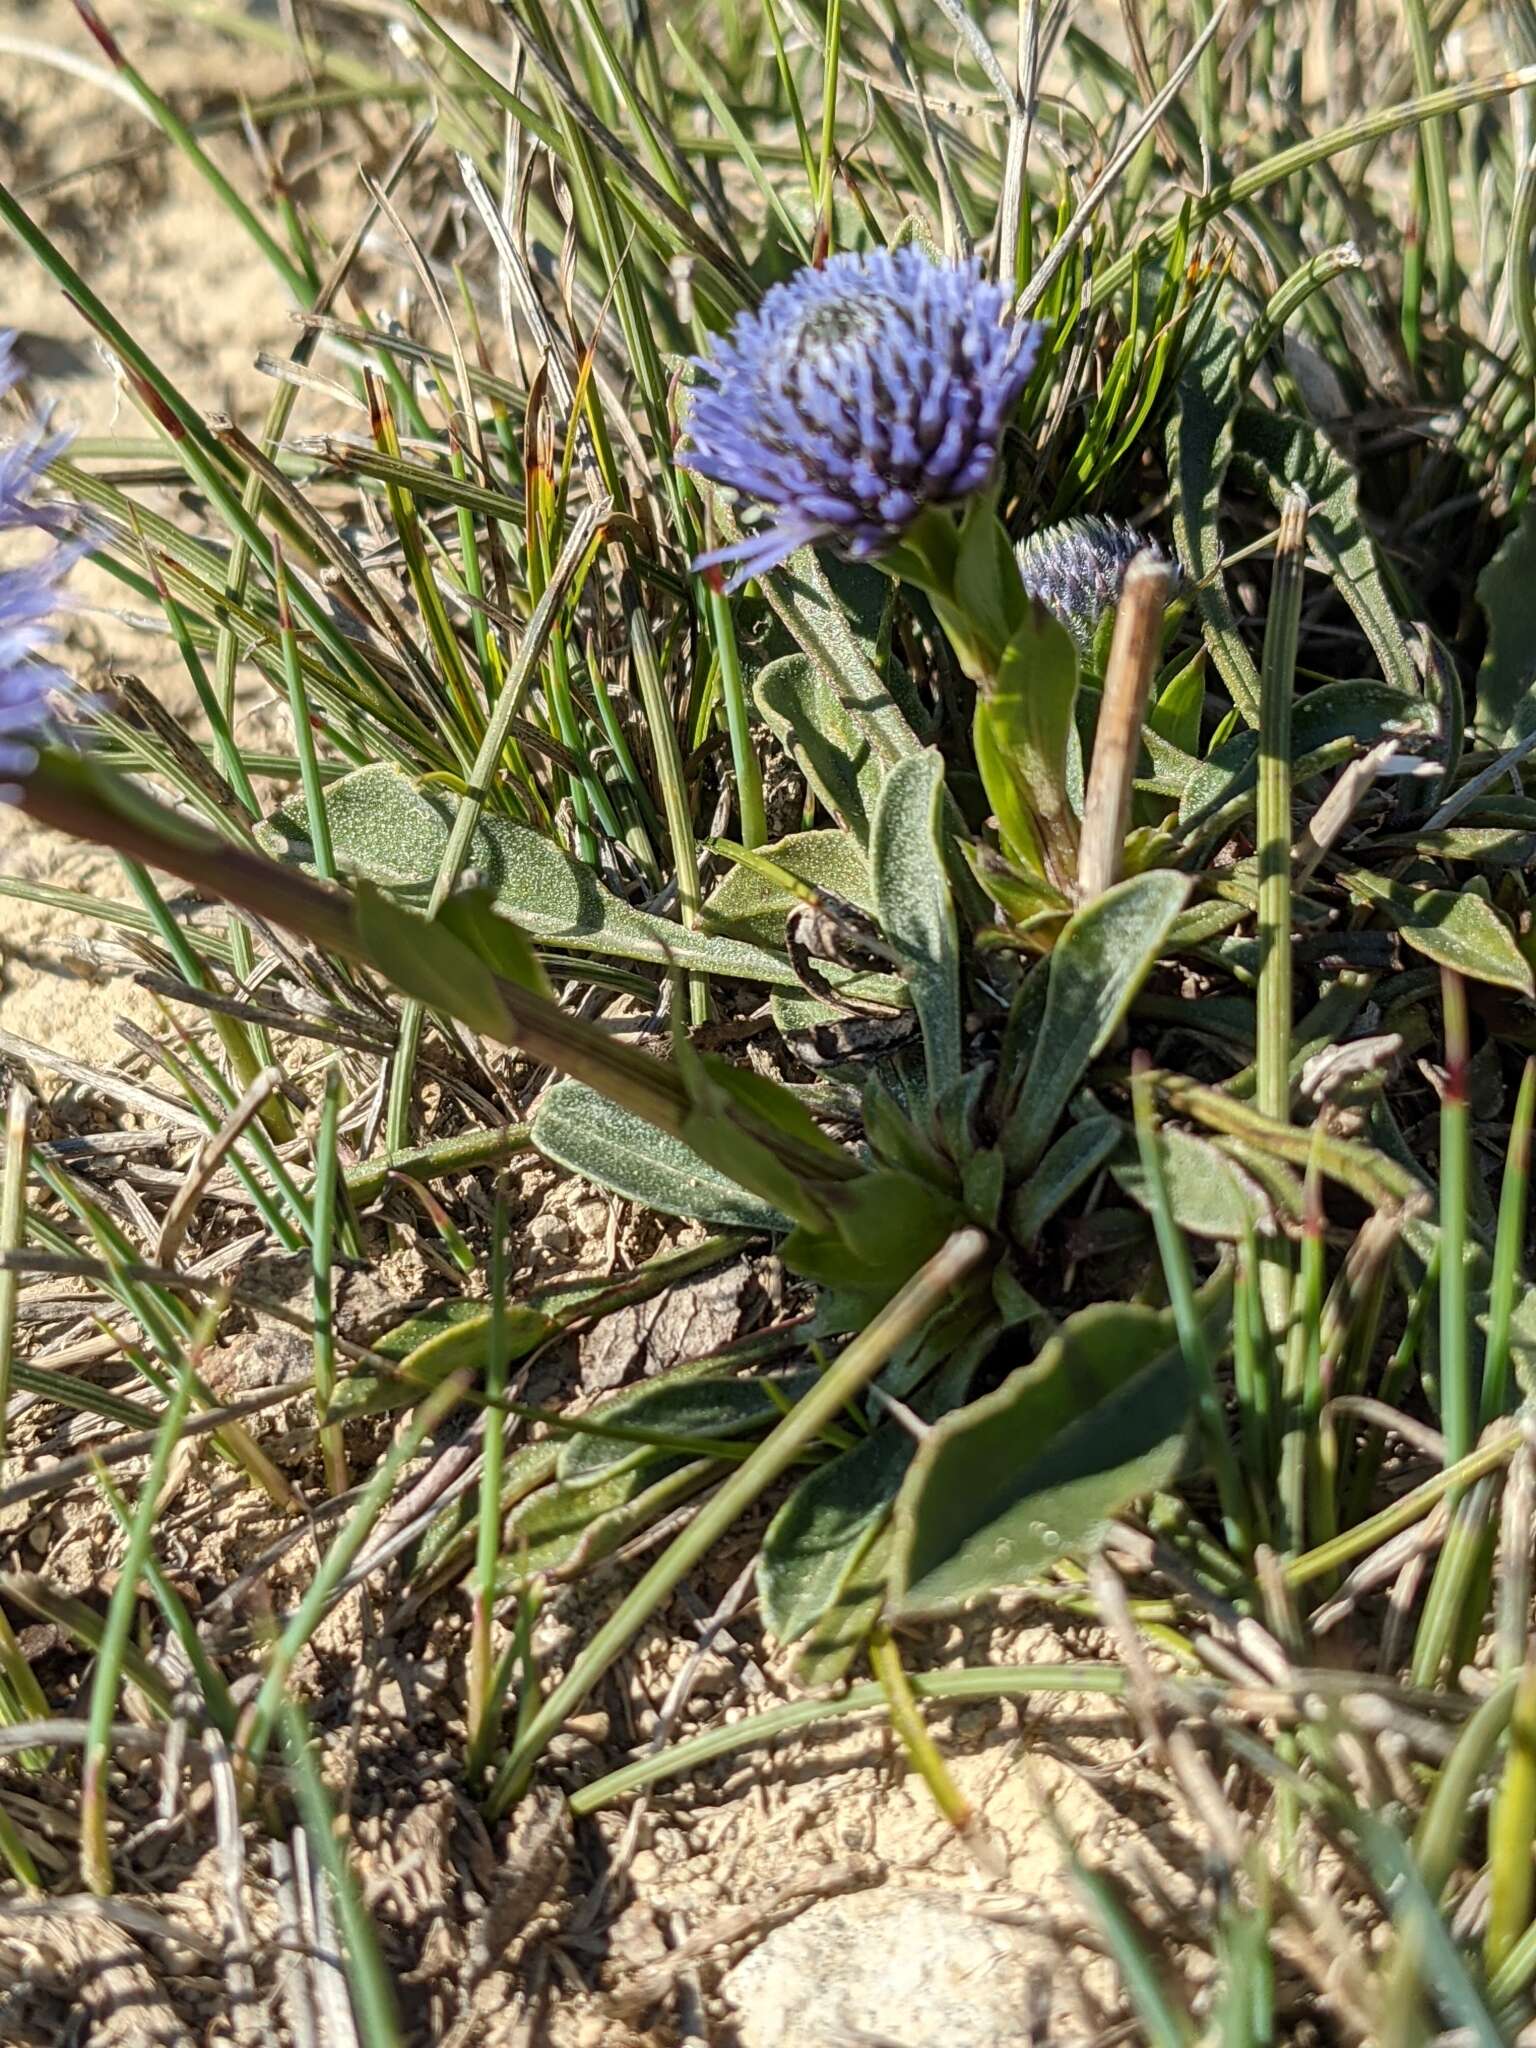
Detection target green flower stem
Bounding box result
[816,0,845,233]
[1238,242,1365,386]
[1437,970,1473,1472]
[487,1226,991,1814]
[1285,1423,1523,1590]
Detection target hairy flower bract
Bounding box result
[683,246,1042,589]
[1016,515,1177,652]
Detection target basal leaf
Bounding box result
[1475,501,1536,746]
[754,538,920,768]
[783,1168,964,1295]
[1112,1127,1274,1240]
[332,1297,556,1420]
[1011,1115,1123,1243]
[888,1300,1194,1614]
[502,1460,715,1584]
[703,830,873,950]
[1005,870,1190,1175]
[754,655,885,841]
[962,843,1070,930]
[1179,679,1439,829]
[871,751,962,1097]
[559,1371,819,1486]
[789,1532,892,1685]
[533,1079,788,1231]
[759,1427,914,1645]
[267,762,800,987]
[1336,867,1535,994]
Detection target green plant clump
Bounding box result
[3,0,1536,2038]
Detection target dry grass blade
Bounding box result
[155,1066,288,1266]
[1292,737,1405,883]
[1076,553,1172,903]
[0,1026,205,1133]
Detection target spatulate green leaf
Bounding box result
[1006,870,1191,1175]
[534,1079,788,1231]
[888,1301,1195,1614]
[1179,681,1438,829]
[754,655,885,841]
[703,830,873,950]
[1337,867,1535,994]
[558,1372,820,1486]
[760,1427,915,1645]
[267,763,801,986]
[870,751,962,1098]
[1112,1128,1274,1241]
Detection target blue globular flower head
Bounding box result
[0,331,82,795]
[683,246,1043,590]
[1016,516,1179,652]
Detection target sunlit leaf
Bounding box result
[534,1079,788,1231]
[1005,870,1190,1175]
[871,750,962,1097]
[888,1299,1196,1614]
[268,763,802,985]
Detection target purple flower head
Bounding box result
[1016,516,1179,652]
[683,247,1042,590]
[0,331,82,796]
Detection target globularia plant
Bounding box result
[4,1,1536,2029]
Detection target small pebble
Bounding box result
[529,1215,573,1255]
